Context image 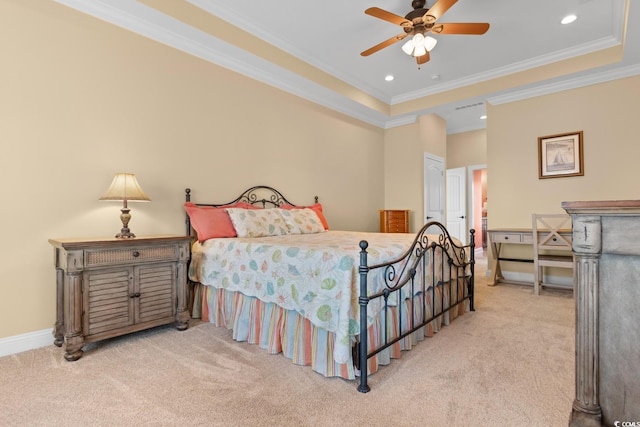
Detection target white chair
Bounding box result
[532,214,574,295]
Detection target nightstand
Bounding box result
[49,235,191,361]
[379,209,410,233]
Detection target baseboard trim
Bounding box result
[0,328,53,358]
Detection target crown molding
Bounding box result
[391,36,621,104]
[487,63,640,106]
[54,0,391,128]
[187,0,392,104]
[383,115,418,129]
[392,0,628,104]
[55,0,636,132]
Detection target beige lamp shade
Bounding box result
[99,173,151,202]
[100,173,150,238]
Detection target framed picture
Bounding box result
[538,131,584,179]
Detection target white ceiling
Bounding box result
[56,0,639,134]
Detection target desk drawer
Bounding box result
[492,233,522,243]
[538,235,572,246]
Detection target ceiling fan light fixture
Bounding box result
[401,38,415,55]
[413,44,427,57]
[361,2,490,64]
[402,34,437,57]
[423,36,438,52]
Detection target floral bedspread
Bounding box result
[189,230,444,363]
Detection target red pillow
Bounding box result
[234,201,261,209]
[280,203,329,230]
[184,202,245,242]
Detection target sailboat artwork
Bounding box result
[538,131,584,179]
[546,140,575,172]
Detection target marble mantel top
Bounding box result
[562,200,640,214]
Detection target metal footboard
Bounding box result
[356,222,475,393]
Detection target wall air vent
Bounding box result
[454,102,484,111]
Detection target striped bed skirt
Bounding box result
[191,282,468,380]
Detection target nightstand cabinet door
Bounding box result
[137,263,176,323]
[83,267,134,337]
[379,210,410,233]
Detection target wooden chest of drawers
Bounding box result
[379,209,410,233]
[49,235,191,361]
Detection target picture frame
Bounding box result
[538,131,584,179]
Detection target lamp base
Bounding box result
[115,231,136,239]
[116,207,136,238]
[116,233,136,239]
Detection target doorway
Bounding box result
[468,165,487,250]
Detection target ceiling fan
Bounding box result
[361,0,490,66]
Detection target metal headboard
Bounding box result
[184,186,318,236]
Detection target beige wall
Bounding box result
[0,1,385,338]
[383,114,447,232]
[487,75,640,229]
[446,129,487,169]
[486,75,640,279]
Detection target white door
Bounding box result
[446,167,467,244]
[423,154,445,233]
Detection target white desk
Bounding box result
[487,228,572,286]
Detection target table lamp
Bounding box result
[99,173,151,238]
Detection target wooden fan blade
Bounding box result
[416,52,431,65]
[365,7,412,28]
[361,33,408,56]
[423,0,458,23]
[431,22,490,35]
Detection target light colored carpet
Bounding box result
[0,254,575,426]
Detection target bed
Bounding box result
[184,186,475,392]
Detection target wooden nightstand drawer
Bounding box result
[85,245,179,267]
[385,217,405,226]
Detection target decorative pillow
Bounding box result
[233,201,261,209]
[184,202,243,242]
[280,208,325,234]
[280,203,329,230]
[225,208,289,238]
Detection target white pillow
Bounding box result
[225,208,289,238]
[279,208,325,234]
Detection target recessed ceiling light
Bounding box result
[561,14,577,25]
[480,115,487,120]
[385,75,394,82]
